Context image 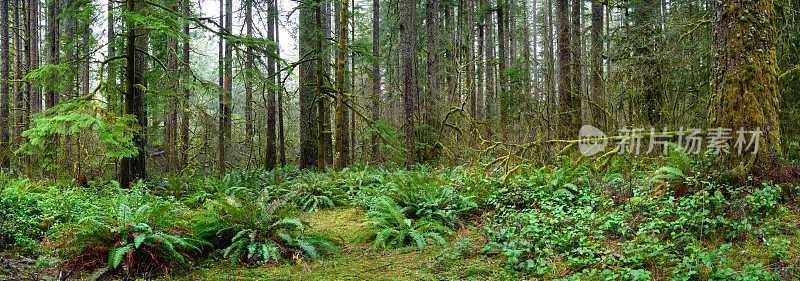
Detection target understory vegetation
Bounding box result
[2,154,800,280]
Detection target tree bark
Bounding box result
[181,0,190,169]
[319,0,332,168]
[485,10,495,138]
[571,0,582,126]
[424,0,439,132]
[0,0,9,169]
[400,0,417,165]
[217,0,225,173]
[120,0,149,189]
[557,0,577,140]
[276,8,285,166]
[371,0,380,161]
[245,0,254,152]
[476,8,484,122]
[497,1,506,128]
[333,0,350,170]
[29,0,40,115]
[710,0,782,173]
[591,0,605,129]
[299,0,319,169]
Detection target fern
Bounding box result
[361,197,453,250]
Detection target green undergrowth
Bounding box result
[1,156,799,280]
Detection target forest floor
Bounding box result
[165,207,513,281]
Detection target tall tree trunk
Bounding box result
[82,9,89,97]
[334,0,349,170]
[371,0,380,161]
[424,0,439,131]
[44,0,59,174]
[710,0,781,173]
[557,0,577,140]
[223,0,233,171]
[571,0,582,126]
[245,0,253,152]
[546,0,555,134]
[29,0,39,115]
[264,0,277,170]
[445,5,455,106]
[165,0,179,173]
[107,0,117,113]
[276,8,285,166]
[22,0,31,176]
[319,0,332,167]
[400,0,417,164]
[497,1,506,128]
[476,8,484,122]
[217,0,224,173]
[349,0,355,161]
[120,0,148,189]
[0,0,9,169]
[485,10,495,138]
[467,0,475,119]
[181,0,190,168]
[634,0,662,126]
[13,0,22,153]
[590,0,605,129]
[299,0,320,169]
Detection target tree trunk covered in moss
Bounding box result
[710,0,782,173]
[334,0,350,170]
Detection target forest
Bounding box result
[1,0,799,279]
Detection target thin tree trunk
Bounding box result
[166,0,179,173]
[546,0,555,134]
[13,0,22,153]
[571,0,582,126]
[485,10,495,138]
[29,0,39,115]
[276,7,285,166]
[222,0,232,171]
[217,0,225,173]
[425,0,439,131]
[400,0,417,165]
[371,0,380,161]
[265,0,277,170]
[245,0,254,151]
[44,0,59,175]
[0,0,9,169]
[467,0,475,119]
[476,7,484,122]
[334,0,349,170]
[181,0,190,168]
[497,1,506,128]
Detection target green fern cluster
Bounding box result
[51,199,202,280]
[195,193,337,263]
[360,197,452,250]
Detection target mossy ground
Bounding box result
[161,207,513,281]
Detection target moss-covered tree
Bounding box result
[710,0,782,173]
